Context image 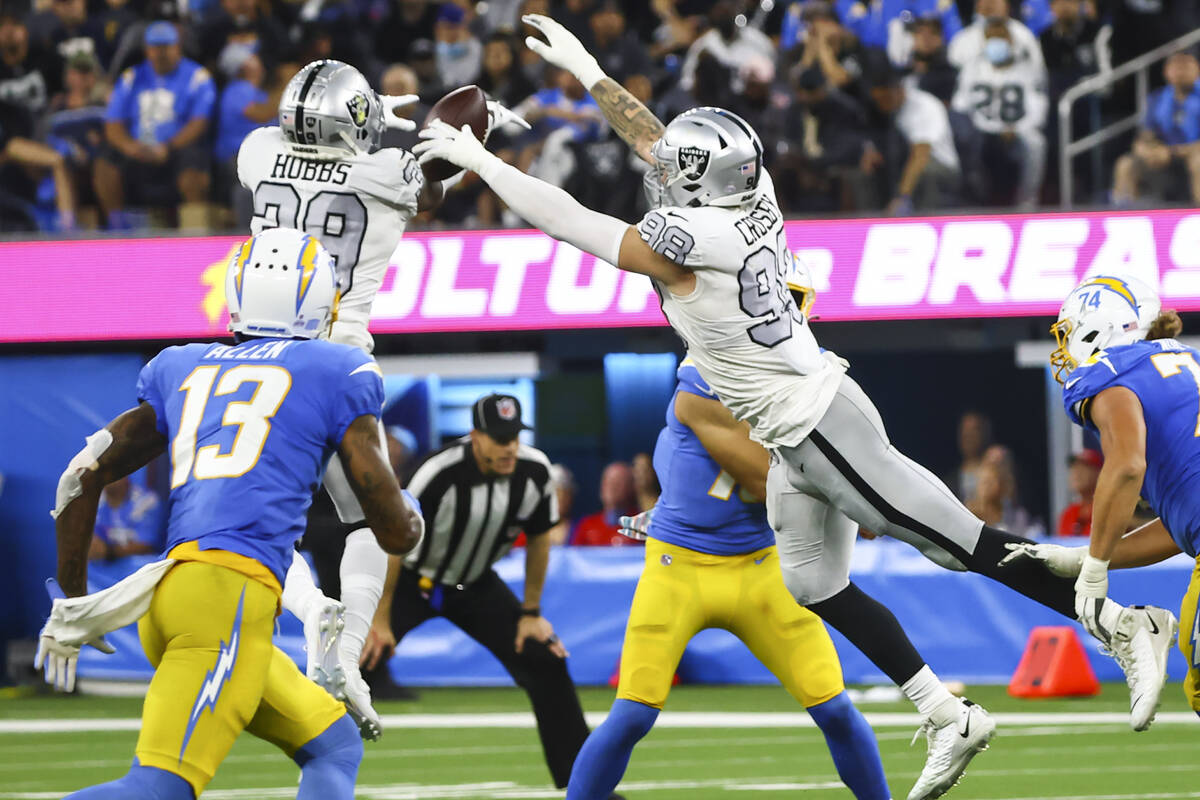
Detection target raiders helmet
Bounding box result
[279,60,385,160]
[644,106,763,209]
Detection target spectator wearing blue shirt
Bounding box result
[1113,50,1200,207]
[88,475,163,560]
[93,21,216,229]
[833,0,961,58]
[214,42,277,226]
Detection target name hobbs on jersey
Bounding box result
[270,154,352,185]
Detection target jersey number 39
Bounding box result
[171,365,292,488]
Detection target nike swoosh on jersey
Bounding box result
[1064,376,1081,390]
[350,362,383,378]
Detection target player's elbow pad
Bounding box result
[51,429,113,519]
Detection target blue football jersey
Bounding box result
[650,360,775,556]
[1063,338,1200,557]
[136,337,384,583]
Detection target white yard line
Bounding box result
[3,781,1200,800]
[1,710,1196,734]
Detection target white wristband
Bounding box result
[575,59,606,90]
[1075,554,1110,596]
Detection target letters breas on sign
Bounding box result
[4,210,1200,343]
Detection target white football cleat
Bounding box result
[303,599,347,699]
[1107,604,1178,732]
[907,699,995,800]
[342,666,383,741]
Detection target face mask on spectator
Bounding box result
[437,39,469,60]
[984,37,1012,65]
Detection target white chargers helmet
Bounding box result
[645,106,763,209]
[279,60,385,160]
[226,227,338,339]
[1050,273,1160,383]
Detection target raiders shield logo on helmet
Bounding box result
[497,398,518,420]
[677,146,710,180]
[346,92,370,128]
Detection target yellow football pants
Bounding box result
[1177,556,1200,712]
[617,538,844,709]
[135,561,346,795]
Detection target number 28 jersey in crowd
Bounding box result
[650,359,775,556]
[639,170,846,449]
[1063,338,1200,557]
[136,337,385,587]
[237,126,423,352]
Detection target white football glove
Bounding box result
[486,99,531,139]
[413,120,495,175]
[34,631,114,693]
[618,506,656,541]
[522,14,606,89]
[380,94,420,132]
[999,541,1087,577]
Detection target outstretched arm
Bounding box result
[413,121,695,294]
[522,14,664,163]
[55,403,167,596]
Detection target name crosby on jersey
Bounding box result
[734,197,781,246]
[269,153,353,186]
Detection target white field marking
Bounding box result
[3,710,1197,734]
[5,781,1200,800]
[0,718,1191,776]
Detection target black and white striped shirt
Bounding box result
[403,438,559,586]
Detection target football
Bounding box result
[421,85,489,182]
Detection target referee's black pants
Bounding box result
[390,566,591,788]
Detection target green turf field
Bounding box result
[1,684,1196,799]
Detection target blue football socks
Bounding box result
[293,713,363,800]
[807,691,891,800]
[565,698,659,800]
[64,763,194,799]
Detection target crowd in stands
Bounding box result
[0,0,1197,231]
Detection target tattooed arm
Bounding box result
[588,78,665,165]
[55,403,167,596]
[523,14,664,164]
[338,415,423,555]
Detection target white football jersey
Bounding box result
[951,50,1048,135]
[642,171,846,448]
[237,126,423,352]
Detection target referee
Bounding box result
[363,394,614,795]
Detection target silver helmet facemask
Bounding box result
[279,60,385,160]
[644,106,763,209]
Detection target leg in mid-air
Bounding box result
[769,486,987,800]
[282,438,392,740]
[776,375,1173,732]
